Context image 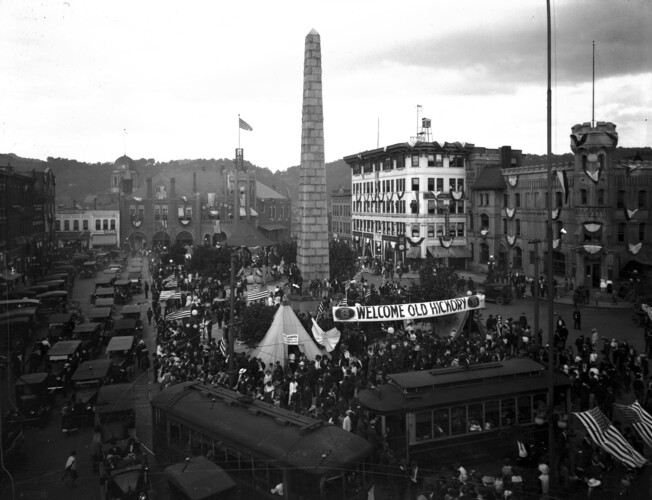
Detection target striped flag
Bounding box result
[315,301,324,322]
[247,288,269,303]
[364,287,371,300]
[219,337,227,356]
[338,296,348,307]
[615,401,652,450]
[381,274,387,288]
[573,407,646,468]
[166,306,192,320]
[344,280,351,292]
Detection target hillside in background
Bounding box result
[2,148,650,207]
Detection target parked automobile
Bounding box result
[64,359,113,434]
[106,336,136,383]
[15,373,55,427]
[47,312,78,343]
[478,282,513,305]
[47,340,83,390]
[72,322,104,359]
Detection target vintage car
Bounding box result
[47,312,78,343]
[15,373,55,427]
[64,359,113,434]
[81,261,97,279]
[47,340,83,391]
[72,322,104,359]
[478,282,514,305]
[105,336,136,383]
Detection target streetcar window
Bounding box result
[415,411,432,441]
[501,399,516,426]
[518,396,533,424]
[451,406,466,435]
[468,403,483,432]
[433,408,449,436]
[484,401,499,430]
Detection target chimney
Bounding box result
[170,178,176,199]
[146,178,153,199]
[500,146,512,169]
[193,172,197,193]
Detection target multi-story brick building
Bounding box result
[0,163,56,284]
[330,186,352,245]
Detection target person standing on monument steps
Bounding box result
[573,308,581,330]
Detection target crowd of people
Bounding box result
[142,250,650,499]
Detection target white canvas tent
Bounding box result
[249,303,326,367]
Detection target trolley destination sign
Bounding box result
[332,294,485,322]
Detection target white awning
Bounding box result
[239,207,258,217]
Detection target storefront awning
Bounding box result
[427,246,471,259]
[405,246,421,259]
[91,234,118,246]
[258,222,286,231]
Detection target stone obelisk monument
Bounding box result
[297,29,330,284]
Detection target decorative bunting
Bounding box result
[408,237,425,246]
[628,242,642,255]
[450,189,464,201]
[505,207,516,220]
[505,234,516,247]
[583,222,603,234]
[613,401,652,454]
[396,192,404,200]
[583,153,603,184]
[480,228,489,238]
[624,207,639,221]
[508,175,519,188]
[552,239,561,250]
[439,237,453,249]
[132,219,142,228]
[552,208,561,220]
[582,244,604,255]
[624,163,642,174]
[556,169,569,204]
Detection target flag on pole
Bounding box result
[344,280,351,292]
[364,287,371,300]
[573,407,646,468]
[219,337,227,356]
[615,401,652,450]
[315,301,324,322]
[239,117,253,131]
[338,296,348,307]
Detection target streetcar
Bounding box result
[151,383,374,500]
[357,358,571,466]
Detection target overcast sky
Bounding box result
[1,0,650,171]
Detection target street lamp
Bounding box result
[630,270,640,300]
[487,255,496,283]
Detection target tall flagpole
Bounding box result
[238,114,241,149]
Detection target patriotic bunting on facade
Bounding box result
[505,207,516,220]
[508,175,518,188]
[583,222,603,234]
[315,301,325,322]
[556,169,569,204]
[583,153,603,184]
[573,407,646,468]
[614,401,652,450]
[311,318,341,352]
[552,239,561,250]
[624,207,639,221]
[450,189,464,201]
[159,291,181,302]
[552,208,561,220]
[624,162,642,174]
[628,242,643,255]
[581,245,604,255]
[247,289,269,303]
[505,234,517,247]
[641,304,652,323]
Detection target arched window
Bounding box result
[480,214,489,230]
[617,190,626,209]
[617,223,626,242]
[480,243,490,263]
[638,190,647,209]
[73,220,79,231]
[64,220,70,231]
[513,247,523,270]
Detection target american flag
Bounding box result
[381,274,387,288]
[338,296,348,307]
[364,287,372,300]
[166,306,192,320]
[573,407,646,468]
[615,401,652,450]
[315,301,324,322]
[344,280,351,292]
[219,337,227,356]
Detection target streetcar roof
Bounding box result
[151,383,372,474]
[164,456,236,500]
[358,359,570,414]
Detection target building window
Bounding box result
[514,247,523,270]
[640,223,646,241]
[397,156,405,169]
[427,224,435,237]
[55,219,61,231]
[428,178,435,191]
[435,154,443,167]
[411,200,419,214]
[73,220,79,231]
[412,224,420,237]
[597,189,605,204]
[95,219,101,230]
[411,155,419,167]
[427,154,435,167]
[436,178,444,192]
[82,220,88,230]
[617,223,626,242]
[480,213,489,230]
[502,218,507,234]
[110,219,116,231]
[162,205,168,220]
[555,191,563,208]
[103,219,109,230]
[503,193,509,208]
[469,211,474,231]
[617,190,626,209]
[515,219,521,236]
[412,178,419,191]
[397,179,405,192]
[639,190,647,209]
[480,243,490,263]
[580,189,587,205]
[428,200,436,215]
[154,205,161,220]
[515,193,520,208]
[64,220,70,231]
[457,223,464,237]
